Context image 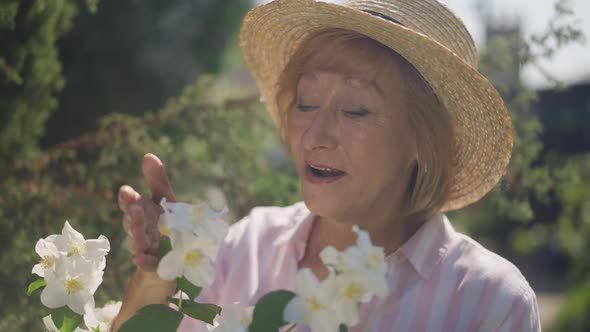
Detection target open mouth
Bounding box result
[306,163,347,178]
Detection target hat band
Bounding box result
[363,10,405,27]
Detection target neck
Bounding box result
[306,207,424,259]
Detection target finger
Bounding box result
[122,214,133,236]
[127,222,150,254]
[123,203,144,236]
[140,196,161,229]
[143,153,176,204]
[132,253,160,273]
[118,185,141,213]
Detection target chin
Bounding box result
[302,190,347,220]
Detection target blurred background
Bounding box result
[0,0,588,330]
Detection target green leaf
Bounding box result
[181,303,222,325]
[339,323,349,332]
[118,304,183,332]
[167,298,221,325]
[176,276,202,300]
[26,278,46,296]
[248,290,296,332]
[159,236,172,258]
[50,306,83,332]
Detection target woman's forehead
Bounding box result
[299,38,403,92]
[299,71,385,96]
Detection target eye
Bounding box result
[295,95,320,112]
[295,104,319,112]
[342,107,370,118]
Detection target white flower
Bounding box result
[208,303,253,332]
[33,236,60,277]
[284,269,352,332]
[84,301,122,332]
[320,226,389,299]
[40,258,103,315]
[157,231,216,287]
[159,198,228,243]
[52,221,110,271]
[42,315,89,332]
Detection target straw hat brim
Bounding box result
[240,0,513,211]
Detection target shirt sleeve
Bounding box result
[497,286,542,332]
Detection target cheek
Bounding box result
[344,118,408,175]
[286,115,305,157]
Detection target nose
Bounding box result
[302,106,338,151]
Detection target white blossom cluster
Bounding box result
[156,198,229,289]
[283,225,390,331]
[33,221,119,331]
[33,204,388,332]
[42,301,122,332]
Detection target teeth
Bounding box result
[310,165,335,172]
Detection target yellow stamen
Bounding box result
[368,250,382,268]
[40,256,54,269]
[67,244,82,257]
[65,279,82,295]
[344,282,364,300]
[159,223,171,237]
[184,251,203,267]
[307,297,325,312]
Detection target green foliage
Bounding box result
[118,304,183,332]
[549,278,590,332]
[51,306,84,332]
[0,74,300,330]
[167,298,221,325]
[27,278,46,296]
[553,154,590,282]
[159,237,173,258]
[0,0,78,173]
[249,290,297,332]
[175,276,203,301]
[43,0,251,147]
[1,0,588,330]
[449,0,585,252]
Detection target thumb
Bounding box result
[143,153,177,203]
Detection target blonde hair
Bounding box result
[276,28,456,222]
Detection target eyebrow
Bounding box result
[299,71,385,97]
[344,76,385,97]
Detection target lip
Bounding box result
[304,161,347,184]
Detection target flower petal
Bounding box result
[283,296,306,324]
[85,236,110,261]
[41,284,67,309]
[68,292,91,315]
[35,238,59,257]
[32,263,45,277]
[319,246,342,267]
[63,221,85,242]
[184,260,215,287]
[42,315,60,332]
[157,250,184,281]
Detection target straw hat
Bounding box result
[239,0,513,211]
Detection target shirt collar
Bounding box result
[273,203,455,280]
[393,213,455,280]
[273,202,315,250]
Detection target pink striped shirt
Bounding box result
[178,202,541,331]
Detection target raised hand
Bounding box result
[118,153,177,273]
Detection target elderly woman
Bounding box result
[113,0,540,331]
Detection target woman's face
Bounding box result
[287,54,417,223]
